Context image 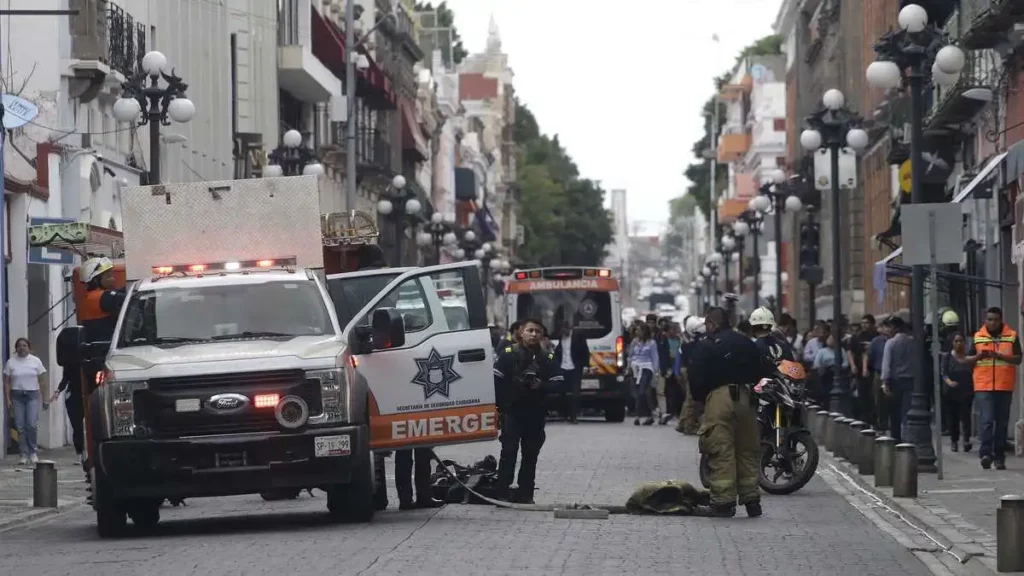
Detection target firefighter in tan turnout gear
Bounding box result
[688,307,772,518]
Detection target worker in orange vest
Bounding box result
[967,307,1020,470]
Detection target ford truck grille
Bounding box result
[136,370,323,438]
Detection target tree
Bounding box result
[670,34,783,224]
[513,100,613,267]
[414,1,468,64]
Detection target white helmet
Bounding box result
[80,257,114,284]
[684,316,706,336]
[749,306,775,330]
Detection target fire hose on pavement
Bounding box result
[426,449,625,517]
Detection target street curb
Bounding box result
[822,453,1004,576]
[0,499,87,533]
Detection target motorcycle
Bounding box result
[699,360,819,495]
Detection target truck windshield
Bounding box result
[326,273,401,329]
[516,290,613,340]
[117,280,334,347]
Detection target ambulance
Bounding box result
[49,176,496,536]
[504,267,627,421]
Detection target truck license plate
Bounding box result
[581,379,600,390]
[314,435,351,458]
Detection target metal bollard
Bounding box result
[848,421,868,462]
[874,436,896,487]
[892,443,918,498]
[835,418,853,459]
[825,412,842,452]
[814,410,829,444]
[806,409,819,440]
[858,429,877,475]
[32,460,58,508]
[997,495,1024,572]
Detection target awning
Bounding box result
[950,152,1007,203]
[310,8,395,109]
[400,100,429,161]
[874,151,1008,272]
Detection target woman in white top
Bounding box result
[3,338,49,465]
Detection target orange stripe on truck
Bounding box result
[589,352,617,375]
[369,404,499,450]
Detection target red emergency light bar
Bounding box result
[513,268,613,281]
[151,257,297,276]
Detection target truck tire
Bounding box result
[91,466,126,538]
[327,451,375,523]
[604,402,626,423]
[327,425,374,522]
[128,500,161,532]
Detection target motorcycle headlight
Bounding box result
[306,368,350,425]
[103,375,148,438]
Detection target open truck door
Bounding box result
[342,261,497,450]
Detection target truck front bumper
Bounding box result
[98,424,367,499]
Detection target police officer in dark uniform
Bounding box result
[689,307,773,518]
[493,318,562,503]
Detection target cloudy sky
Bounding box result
[444,0,783,235]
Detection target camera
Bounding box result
[521,359,541,386]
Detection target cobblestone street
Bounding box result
[0,419,949,576]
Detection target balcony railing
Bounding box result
[69,0,145,78]
[107,3,145,77]
[960,0,1024,50]
[329,122,393,173]
[717,133,752,163]
[926,49,998,129]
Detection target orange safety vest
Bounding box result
[77,289,107,322]
[972,325,1018,393]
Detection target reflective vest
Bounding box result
[972,325,1018,392]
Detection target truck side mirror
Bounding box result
[371,308,405,350]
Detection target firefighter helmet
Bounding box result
[80,257,114,284]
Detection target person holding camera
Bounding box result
[493,318,562,504]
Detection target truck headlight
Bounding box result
[104,377,148,438]
[307,368,349,425]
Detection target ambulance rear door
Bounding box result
[342,261,497,450]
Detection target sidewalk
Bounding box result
[0,446,89,530]
[826,435,1023,575]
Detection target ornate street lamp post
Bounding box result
[376,175,422,265]
[265,129,325,177]
[865,3,968,470]
[416,212,458,265]
[799,88,870,415]
[113,51,195,185]
[754,170,804,316]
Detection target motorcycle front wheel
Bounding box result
[759,431,819,495]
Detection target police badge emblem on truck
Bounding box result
[411,348,462,401]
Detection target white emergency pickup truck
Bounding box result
[60,176,498,537]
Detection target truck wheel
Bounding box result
[91,466,126,538]
[604,403,626,423]
[128,500,161,532]
[327,453,375,522]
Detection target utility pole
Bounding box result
[344,0,358,213]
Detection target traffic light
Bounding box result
[799,220,822,285]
